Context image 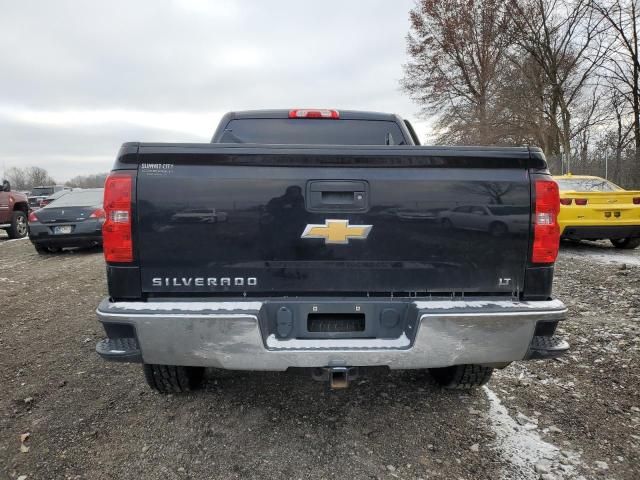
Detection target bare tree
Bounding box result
[65,173,108,189]
[402,0,513,144]
[27,166,56,188]
[3,166,56,191]
[591,0,640,165]
[507,0,608,173]
[4,166,29,190]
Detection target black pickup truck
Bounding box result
[96,109,568,392]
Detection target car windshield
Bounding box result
[44,189,103,207]
[48,190,69,200]
[556,178,621,192]
[219,119,407,145]
[31,187,54,196]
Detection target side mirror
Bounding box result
[1,180,10,192]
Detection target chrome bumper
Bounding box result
[96,298,567,370]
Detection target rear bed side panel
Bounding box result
[134,146,533,296]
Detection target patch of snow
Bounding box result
[414,299,565,311]
[108,301,262,312]
[266,333,410,350]
[560,242,640,266]
[0,237,29,245]
[483,386,581,479]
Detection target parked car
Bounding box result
[28,185,69,209]
[28,188,104,253]
[95,109,567,393]
[439,205,530,236]
[0,179,29,238]
[38,189,72,208]
[555,174,640,249]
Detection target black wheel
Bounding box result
[33,243,61,254]
[429,364,493,390]
[143,364,205,393]
[489,222,508,237]
[7,211,28,239]
[441,218,453,229]
[610,238,640,250]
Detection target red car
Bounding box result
[0,179,29,239]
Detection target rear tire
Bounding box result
[429,364,493,390]
[610,238,640,249]
[143,364,205,393]
[489,222,508,237]
[7,211,28,239]
[33,243,60,254]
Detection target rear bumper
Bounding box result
[96,297,567,370]
[29,221,102,247]
[561,224,640,240]
[30,234,102,248]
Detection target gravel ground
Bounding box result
[1,233,638,480]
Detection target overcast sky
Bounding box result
[0,0,429,182]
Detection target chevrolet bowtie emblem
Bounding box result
[301,219,372,245]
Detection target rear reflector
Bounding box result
[289,109,339,119]
[574,198,588,205]
[559,198,572,205]
[532,180,560,264]
[103,172,133,263]
[633,197,640,205]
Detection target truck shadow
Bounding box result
[197,367,478,413]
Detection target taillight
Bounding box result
[559,198,572,205]
[289,109,339,119]
[90,208,106,219]
[103,172,133,262]
[633,197,640,205]
[28,211,38,223]
[574,198,588,205]
[532,180,560,264]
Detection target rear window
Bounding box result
[487,206,529,215]
[44,189,103,207]
[31,187,54,196]
[219,119,407,145]
[556,179,621,192]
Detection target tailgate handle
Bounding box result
[306,180,368,212]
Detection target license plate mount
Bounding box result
[53,225,73,235]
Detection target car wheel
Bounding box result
[429,364,493,390]
[143,364,205,393]
[7,211,28,239]
[610,238,640,249]
[489,222,508,237]
[34,243,61,254]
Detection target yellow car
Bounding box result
[554,175,640,249]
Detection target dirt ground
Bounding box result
[1,233,638,480]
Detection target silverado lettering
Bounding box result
[151,277,258,287]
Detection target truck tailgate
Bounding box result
[134,145,533,295]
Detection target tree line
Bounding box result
[403,0,639,187]
[3,166,107,191]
